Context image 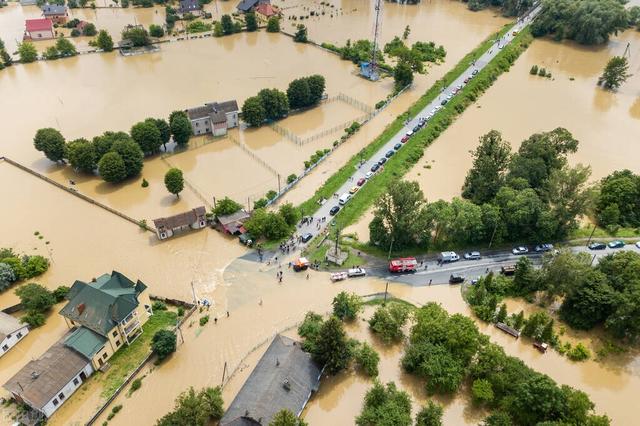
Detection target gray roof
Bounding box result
[213,100,239,114]
[178,0,200,13]
[0,312,27,342]
[153,206,206,231]
[3,336,90,411]
[186,105,214,121]
[236,0,268,13]
[41,4,67,15]
[220,335,321,426]
[217,210,250,226]
[187,101,238,123]
[59,271,147,337]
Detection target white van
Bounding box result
[439,251,460,263]
[338,193,351,205]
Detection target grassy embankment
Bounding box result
[301,25,534,260]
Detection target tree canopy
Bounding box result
[164,168,184,198]
[34,128,66,162]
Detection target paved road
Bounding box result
[368,243,640,286]
[295,4,542,244]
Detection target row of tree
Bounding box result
[462,0,534,17]
[403,302,609,425]
[370,128,592,250]
[0,248,49,292]
[241,75,326,127]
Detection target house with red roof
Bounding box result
[24,18,54,41]
[254,2,279,23]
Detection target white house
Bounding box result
[152,206,207,240]
[24,18,54,41]
[3,338,94,419]
[186,100,239,137]
[0,312,29,357]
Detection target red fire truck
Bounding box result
[388,257,418,273]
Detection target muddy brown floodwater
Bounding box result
[406,29,640,202]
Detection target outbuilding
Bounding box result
[0,312,29,358]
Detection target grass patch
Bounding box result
[569,225,640,240]
[98,310,177,399]
[297,23,517,225]
[363,297,417,309]
[305,240,365,269]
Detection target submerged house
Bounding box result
[41,4,68,24]
[220,334,322,425]
[236,0,269,14]
[178,0,201,15]
[153,206,207,240]
[24,18,54,40]
[217,210,251,235]
[186,100,239,137]
[0,312,30,358]
[254,2,279,23]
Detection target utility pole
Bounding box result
[277,174,281,193]
[387,237,394,260]
[212,196,216,210]
[334,225,340,256]
[191,281,197,304]
[590,254,597,266]
[488,222,498,249]
[247,196,251,212]
[586,224,597,246]
[384,281,389,304]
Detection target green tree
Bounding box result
[402,25,410,40]
[560,269,615,330]
[368,302,410,344]
[98,152,127,183]
[33,128,66,162]
[481,412,513,426]
[66,138,97,173]
[95,30,114,51]
[258,88,289,120]
[354,342,380,377]
[149,24,165,38]
[152,329,177,360]
[306,74,326,105]
[82,22,97,36]
[1,49,12,67]
[414,401,443,426]
[462,130,512,204]
[213,21,223,37]
[18,42,38,63]
[266,17,280,32]
[355,381,412,426]
[513,256,539,295]
[241,96,266,127]
[394,60,413,91]
[472,379,494,405]
[313,316,353,374]
[332,291,362,321]
[164,168,184,198]
[269,410,308,426]
[122,26,150,46]
[169,111,192,146]
[508,374,566,425]
[92,131,130,158]
[110,138,144,178]
[55,37,77,56]
[15,283,55,313]
[298,311,324,353]
[212,197,243,217]
[221,14,234,35]
[293,24,307,42]
[542,164,591,237]
[596,169,640,227]
[287,78,311,110]
[521,311,553,341]
[43,45,60,60]
[278,203,300,226]
[496,303,507,323]
[245,12,257,31]
[599,56,631,89]
[0,263,16,291]
[538,251,591,299]
[131,119,163,154]
[156,386,224,425]
[22,256,49,279]
[153,118,171,150]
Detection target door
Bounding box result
[80,372,87,381]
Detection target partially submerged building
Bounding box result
[0,312,29,358]
[217,210,251,235]
[186,100,239,136]
[178,0,201,15]
[236,0,269,14]
[153,206,207,240]
[220,334,322,425]
[3,271,152,420]
[41,4,67,24]
[24,18,54,40]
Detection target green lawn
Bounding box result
[305,241,365,269]
[98,310,177,398]
[569,225,640,240]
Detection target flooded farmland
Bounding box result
[406,29,640,202]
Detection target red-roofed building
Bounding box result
[254,3,279,23]
[24,18,54,40]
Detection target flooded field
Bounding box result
[406,29,640,202]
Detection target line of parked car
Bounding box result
[588,240,640,250]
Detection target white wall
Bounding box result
[41,363,94,418]
[0,325,29,358]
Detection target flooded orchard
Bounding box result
[406,29,640,202]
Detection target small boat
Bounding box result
[330,272,348,282]
[533,341,548,353]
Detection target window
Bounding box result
[116,340,121,347]
[1,344,8,352]
[16,332,22,339]
[58,392,65,400]
[6,334,10,339]
[52,398,59,406]
[102,353,108,360]
[196,122,199,127]
[73,378,79,386]
[112,330,118,338]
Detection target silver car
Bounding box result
[464,251,481,260]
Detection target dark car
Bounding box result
[329,206,340,216]
[357,177,366,186]
[238,233,254,247]
[371,163,380,172]
[385,150,394,158]
[394,143,402,150]
[472,69,479,75]
[441,99,448,106]
[588,242,606,250]
[413,125,421,133]
[401,135,409,143]
[535,243,554,253]
[449,274,465,284]
[301,233,313,243]
[608,240,625,249]
[378,157,387,166]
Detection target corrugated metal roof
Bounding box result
[64,327,107,359]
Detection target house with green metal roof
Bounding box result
[59,271,153,370]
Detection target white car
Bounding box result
[348,267,366,277]
[365,171,373,179]
[406,130,413,136]
[512,246,529,255]
[636,241,640,249]
[446,94,453,100]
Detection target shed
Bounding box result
[220,335,322,425]
[217,210,251,235]
[495,322,520,338]
[0,312,30,357]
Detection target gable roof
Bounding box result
[3,337,90,410]
[0,312,26,342]
[220,335,321,426]
[64,327,108,360]
[59,271,147,337]
[213,100,239,114]
[178,0,200,13]
[153,206,206,231]
[255,3,277,17]
[236,0,268,13]
[41,4,67,15]
[25,18,53,32]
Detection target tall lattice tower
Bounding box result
[360,0,383,81]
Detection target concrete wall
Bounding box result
[0,325,29,357]
[42,363,94,418]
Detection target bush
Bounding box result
[266,190,278,200]
[354,342,379,377]
[368,302,410,344]
[149,24,164,38]
[21,311,46,328]
[212,197,243,217]
[152,329,177,360]
[529,64,538,75]
[332,291,362,321]
[471,378,494,405]
[130,378,142,393]
[567,343,591,361]
[286,174,297,184]
[152,301,167,311]
[52,286,70,302]
[199,315,209,326]
[23,255,49,279]
[177,306,185,316]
